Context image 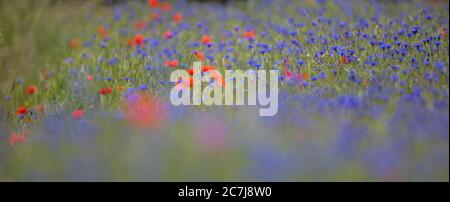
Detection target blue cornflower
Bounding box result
[108,57,117,66]
[139,84,148,91]
[391,73,400,82]
[434,61,446,73]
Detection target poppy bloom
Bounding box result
[16,106,28,116]
[72,109,85,119]
[338,56,349,64]
[127,38,135,47]
[164,59,179,68]
[99,87,113,95]
[69,38,79,49]
[164,31,174,39]
[97,25,108,38]
[243,30,256,40]
[186,77,194,87]
[148,0,159,8]
[298,73,310,80]
[173,12,183,23]
[122,93,167,129]
[86,75,94,81]
[187,68,195,75]
[9,133,28,145]
[134,33,144,46]
[201,35,212,45]
[202,65,216,72]
[135,21,147,30]
[161,2,172,12]
[149,12,160,21]
[193,50,205,61]
[26,85,37,95]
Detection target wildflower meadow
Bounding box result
[0,0,448,181]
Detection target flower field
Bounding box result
[0,0,448,181]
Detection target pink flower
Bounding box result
[86,75,94,81]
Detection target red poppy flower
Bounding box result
[193,51,205,61]
[187,68,195,75]
[72,109,85,119]
[135,21,147,30]
[97,25,108,38]
[134,33,144,46]
[201,35,212,45]
[86,75,94,81]
[99,87,113,95]
[164,59,179,68]
[148,0,158,8]
[161,2,172,12]
[338,56,349,64]
[186,77,194,87]
[9,133,28,145]
[173,12,183,23]
[122,93,167,129]
[243,30,256,40]
[26,85,37,95]
[16,106,28,116]
[202,65,216,72]
[164,31,174,39]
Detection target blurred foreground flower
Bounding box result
[196,116,229,152]
[9,131,30,146]
[122,92,167,129]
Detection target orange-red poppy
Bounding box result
[165,59,179,68]
[99,87,113,95]
[26,85,37,95]
[193,51,205,61]
[173,12,183,23]
[97,25,108,38]
[134,33,145,46]
[201,35,212,45]
[243,30,256,40]
[148,0,159,8]
[16,106,28,116]
[69,38,79,49]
